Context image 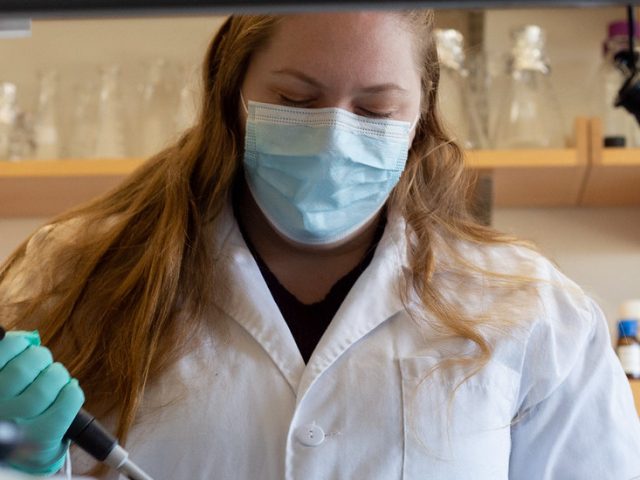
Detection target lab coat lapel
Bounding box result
[211,205,306,393]
[296,211,410,400]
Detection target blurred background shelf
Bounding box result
[0,158,144,217]
[580,118,640,206]
[466,149,582,169]
[3,117,640,216]
[467,117,589,208]
[0,158,143,177]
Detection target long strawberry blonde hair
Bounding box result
[1,11,524,448]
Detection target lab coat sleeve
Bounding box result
[509,297,640,479]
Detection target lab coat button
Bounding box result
[295,424,325,446]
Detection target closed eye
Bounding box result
[279,94,315,108]
[358,109,395,119]
[280,94,395,119]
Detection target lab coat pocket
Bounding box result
[399,355,518,480]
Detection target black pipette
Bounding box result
[0,326,154,480]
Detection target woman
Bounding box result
[1,10,639,479]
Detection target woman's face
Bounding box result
[240,12,423,138]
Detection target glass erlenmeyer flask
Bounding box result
[175,64,199,135]
[33,70,61,160]
[494,25,565,149]
[8,111,36,161]
[139,59,177,156]
[94,65,127,158]
[435,29,488,150]
[67,80,98,159]
[0,82,19,161]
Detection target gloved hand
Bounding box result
[0,330,84,475]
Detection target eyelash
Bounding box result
[279,95,394,119]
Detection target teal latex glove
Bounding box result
[0,331,84,475]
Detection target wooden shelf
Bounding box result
[466,148,582,169]
[2,116,639,216]
[597,148,640,167]
[0,158,145,217]
[466,117,589,208]
[0,158,144,177]
[580,118,640,206]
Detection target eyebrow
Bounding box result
[272,68,325,89]
[272,68,408,94]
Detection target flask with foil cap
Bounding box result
[434,29,487,150]
[493,25,565,149]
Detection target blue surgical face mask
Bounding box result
[241,96,417,246]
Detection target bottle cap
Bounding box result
[434,29,466,72]
[604,136,626,148]
[510,25,550,74]
[608,20,640,40]
[619,319,638,338]
[620,300,640,321]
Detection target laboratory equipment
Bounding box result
[614,6,640,127]
[64,410,154,480]
[138,59,177,157]
[7,112,35,161]
[0,83,18,160]
[435,28,487,149]
[493,25,565,149]
[66,79,99,159]
[94,65,127,158]
[617,301,640,380]
[0,327,153,480]
[32,70,61,159]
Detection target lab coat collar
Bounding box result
[295,208,410,400]
[210,202,306,393]
[210,201,410,398]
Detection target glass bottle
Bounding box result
[617,301,640,380]
[67,81,98,159]
[493,25,565,149]
[617,320,640,380]
[435,29,487,150]
[175,65,199,135]
[592,21,640,148]
[7,111,36,161]
[32,70,61,160]
[94,65,127,159]
[0,82,18,161]
[139,59,177,156]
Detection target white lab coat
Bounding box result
[7,204,640,480]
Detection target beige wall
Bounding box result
[0,15,225,103]
[0,15,225,150]
[493,207,640,338]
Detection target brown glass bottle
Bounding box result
[617,320,640,380]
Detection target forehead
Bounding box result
[251,12,420,87]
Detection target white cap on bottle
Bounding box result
[619,300,640,320]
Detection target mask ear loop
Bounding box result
[409,113,421,133]
[240,91,249,115]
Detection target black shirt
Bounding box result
[237,212,386,363]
